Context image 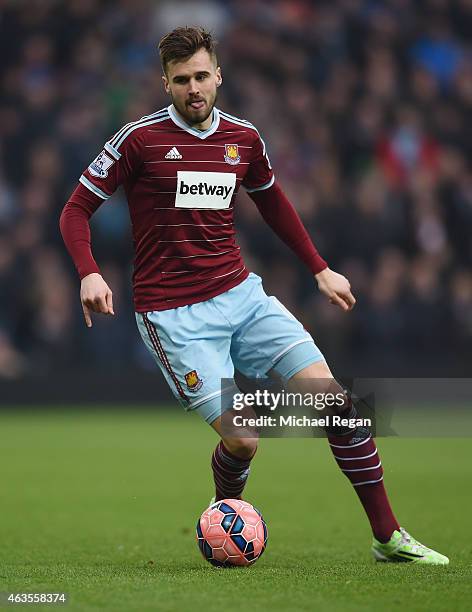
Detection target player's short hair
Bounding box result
[158,26,217,74]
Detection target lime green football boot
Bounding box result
[372,528,449,564]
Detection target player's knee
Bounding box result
[222,436,258,459]
[288,362,337,398]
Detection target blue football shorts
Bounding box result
[135,273,325,424]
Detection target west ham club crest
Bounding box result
[224,144,241,165]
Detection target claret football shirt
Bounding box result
[76,105,275,312]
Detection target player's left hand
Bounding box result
[315,267,356,311]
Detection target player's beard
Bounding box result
[172,88,218,127]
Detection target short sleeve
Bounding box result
[79,133,143,200]
[242,131,275,193]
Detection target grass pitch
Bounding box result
[0,408,471,611]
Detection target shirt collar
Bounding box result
[167,104,220,140]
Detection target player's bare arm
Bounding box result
[315,267,356,311]
[80,273,114,328]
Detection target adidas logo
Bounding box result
[165,147,182,160]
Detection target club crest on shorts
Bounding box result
[185,370,203,392]
[224,144,240,165]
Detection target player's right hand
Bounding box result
[80,273,114,328]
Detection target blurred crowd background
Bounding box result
[0,0,471,384]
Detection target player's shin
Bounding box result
[211,440,257,502]
[325,401,400,543]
